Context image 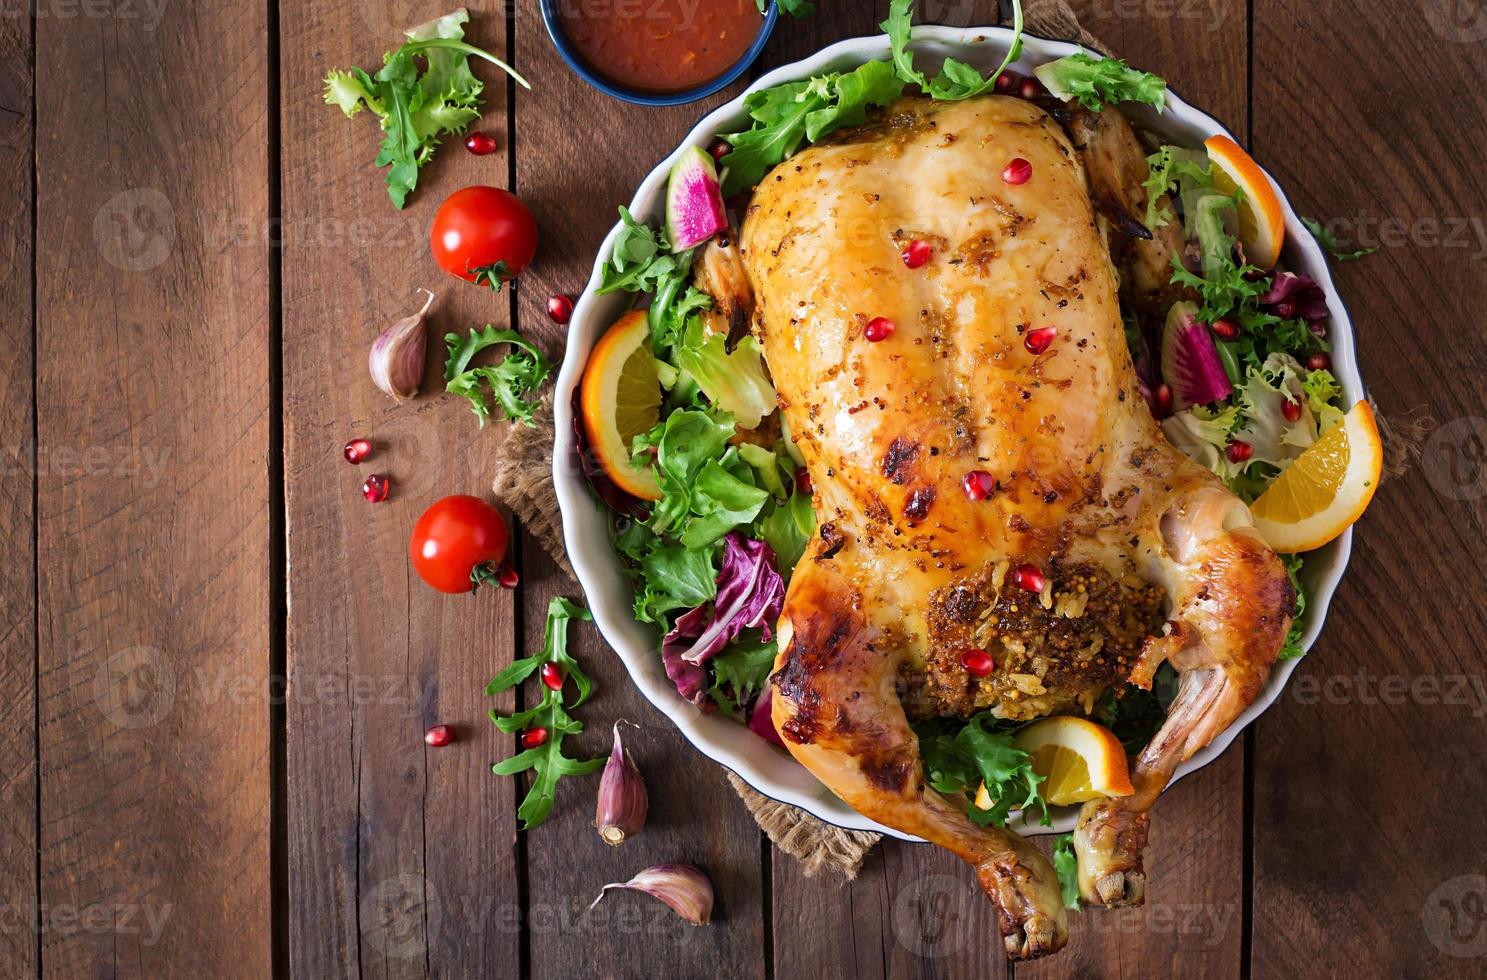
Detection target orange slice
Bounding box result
[1250,400,1382,553]
[580,311,662,500]
[1205,134,1286,269]
[974,716,1134,811]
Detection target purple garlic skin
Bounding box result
[590,864,713,926]
[369,288,434,402]
[595,721,648,845]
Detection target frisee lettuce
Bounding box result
[1141,145,1212,230]
[324,9,529,208]
[443,324,552,426]
[1278,555,1310,660]
[487,597,604,829]
[1033,51,1167,113]
[915,713,1050,829]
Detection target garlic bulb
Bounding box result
[594,721,647,845]
[369,289,434,402]
[589,864,713,926]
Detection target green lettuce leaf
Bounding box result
[443,324,553,426]
[1033,51,1167,113]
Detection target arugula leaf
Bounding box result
[1301,216,1378,263]
[1278,554,1310,660]
[720,59,906,196]
[1033,52,1167,113]
[882,0,1025,102]
[487,597,604,829]
[1052,834,1082,910]
[443,324,553,426]
[324,9,530,208]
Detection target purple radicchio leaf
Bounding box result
[676,534,785,666]
[661,604,711,705]
[747,685,786,747]
[1260,271,1329,325]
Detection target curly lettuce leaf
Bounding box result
[443,324,553,426]
[882,0,1025,102]
[1141,145,1211,230]
[1301,216,1378,263]
[916,713,1049,828]
[1278,554,1310,660]
[1033,51,1167,113]
[1052,834,1081,910]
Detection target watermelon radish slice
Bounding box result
[1160,301,1234,410]
[666,146,728,251]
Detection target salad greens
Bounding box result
[916,714,1049,829]
[720,59,907,196]
[324,9,530,208]
[882,0,1025,101]
[487,598,604,829]
[443,324,553,426]
[1052,834,1081,909]
[756,0,816,17]
[1033,52,1167,113]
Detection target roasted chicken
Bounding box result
[727,96,1292,959]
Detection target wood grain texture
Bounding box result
[32,2,271,976]
[510,5,768,978]
[1251,4,1487,977]
[0,8,35,978]
[279,3,519,976]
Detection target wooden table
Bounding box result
[5,0,1486,976]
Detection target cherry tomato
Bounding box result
[430,186,538,290]
[409,495,511,594]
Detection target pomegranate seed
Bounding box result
[498,566,520,589]
[424,725,453,747]
[343,438,373,464]
[1306,352,1332,371]
[540,662,564,691]
[1210,317,1240,341]
[1154,383,1174,417]
[962,470,996,501]
[1021,78,1043,99]
[708,138,731,163]
[1024,325,1057,355]
[961,648,995,677]
[864,316,895,342]
[362,474,389,503]
[546,293,574,324]
[520,727,549,749]
[1226,440,1254,463]
[1002,158,1033,185]
[1282,399,1303,422]
[463,132,497,156]
[1013,563,1045,594]
[902,239,932,269]
[1273,299,1297,319]
[794,468,812,495]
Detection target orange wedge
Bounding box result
[580,310,662,501]
[974,716,1134,811]
[1205,134,1286,269]
[1250,400,1382,553]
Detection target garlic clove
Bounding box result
[369,288,435,402]
[594,720,648,846]
[590,864,713,926]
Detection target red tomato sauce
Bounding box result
[557,0,764,94]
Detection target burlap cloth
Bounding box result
[492,0,1428,879]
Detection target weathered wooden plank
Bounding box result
[32,2,270,975]
[0,8,36,978]
[1250,3,1487,976]
[510,4,768,977]
[279,3,520,976]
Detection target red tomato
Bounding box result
[430,186,538,288]
[409,495,511,594]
